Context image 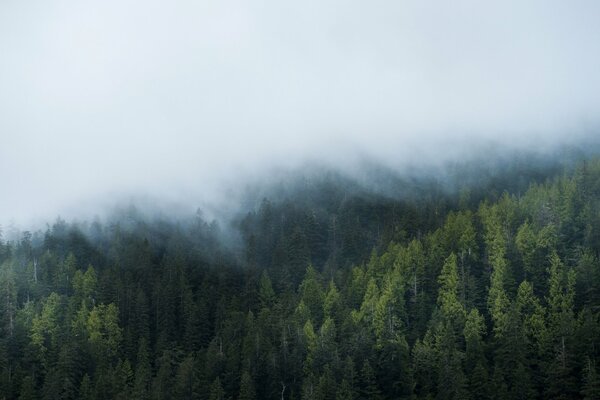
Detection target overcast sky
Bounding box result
[1,0,600,226]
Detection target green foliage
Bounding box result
[323,281,341,322]
[464,307,488,395]
[238,371,256,400]
[30,292,63,369]
[299,265,324,324]
[582,358,600,400]
[438,253,465,324]
[209,377,225,400]
[86,303,122,363]
[18,376,36,400]
[7,157,600,399]
[133,338,151,400]
[258,271,276,309]
[359,360,383,400]
[482,202,512,337]
[545,252,578,399]
[79,374,93,400]
[174,355,197,400]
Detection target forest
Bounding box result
[2,155,600,399]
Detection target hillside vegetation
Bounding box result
[2,158,600,399]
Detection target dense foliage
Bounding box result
[2,157,600,399]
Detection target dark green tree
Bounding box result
[238,371,256,400]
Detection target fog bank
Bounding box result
[1,0,600,226]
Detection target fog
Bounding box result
[1,0,600,226]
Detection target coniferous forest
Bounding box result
[3,155,600,400]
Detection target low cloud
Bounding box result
[1,0,599,226]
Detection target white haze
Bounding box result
[1,0,600,226]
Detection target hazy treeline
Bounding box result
[2,156,600,399]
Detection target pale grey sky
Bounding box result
[1,0,600,225]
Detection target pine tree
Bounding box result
[412,333,437,397]
[182,287,201,352]
[435,321,469,400]
[544,252,577,399]
[174,355,197,400]
[376,336,412,398]
[316,365,336,400]
[152,349,179,400]
[469,362,490,400]
[78,374,93,400]
[258,271,276,309]
[481,202,511,337]
[114,358,134,400]
[299,265,324,325]
[132,338,151,400]
[55,253,77,295]
[582,358,600,400]
[86,303,122,366]
[339,356,358,400]
[303,319,318,374]
[464,308,489,399]
[238,371,256,400]
[336,379,355,400]
[359,360,383,400]
[18,376,37,400]
[438,253,466,326]
[323,280,342,325]
[56,343,82,400]
[209,377,225,400]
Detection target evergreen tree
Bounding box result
[78,374,93,400]
[545,253,578,399]
[315,365,336,400]
[18,376,37,400]
[174,355,197,400]
[582,358,600,400]
[359,360,383,400]
[209,377,225,400]
[438,253,466,326]
[258,271,276,309]
[435,321,469,400]
[336,379,355,400]
[238,371,256,400]
[339,356,358,400]
[299,265,324,325]
[133,338,151,400]
[464,308,489,399]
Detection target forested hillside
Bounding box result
[3,157,600,399]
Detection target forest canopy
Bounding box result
[2,156,600,399]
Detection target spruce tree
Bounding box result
[582,358,600,400]
[238,371,256,400]
[209,377,225,400]
[359,360,383,400]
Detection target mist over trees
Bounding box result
[2,154,600,399]
[3,1,600,398]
